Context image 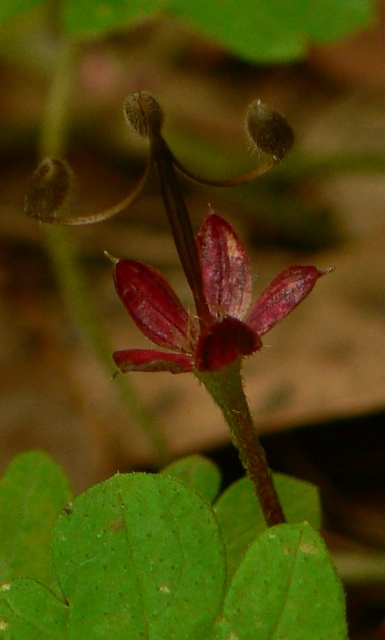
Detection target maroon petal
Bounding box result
[196,213,252,320]
[195,316,262,372]
[246,265,326,336]
[114,259,193,351]
[113,349,194,373]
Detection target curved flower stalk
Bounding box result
[25,91,331,526]
[25,91,293,224]
[25,91,295,332]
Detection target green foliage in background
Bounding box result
[0,0,376,62]
[0,452,347,639]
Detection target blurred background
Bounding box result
[1,0,385,635]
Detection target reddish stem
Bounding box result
[197,364,286,527]
[150,134,213,329]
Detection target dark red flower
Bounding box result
[113,213,326,374]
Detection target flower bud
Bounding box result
[245,100,294,161]
[25,158,72,220]
[123,91,164,138]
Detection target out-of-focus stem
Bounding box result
[197,363,286,527]
[37,39,170,468]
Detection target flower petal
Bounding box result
[114,259,193,351]
[196,213,252,320]
[113,349,194,373]
[246,265,326,336]
[195,317,262,372]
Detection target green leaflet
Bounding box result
[215,522,348,640]
[214,472,321,582]
[161,454,222,503]
[0,451,72,589]
[1,579,68,640]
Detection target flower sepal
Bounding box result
[113,259,194,352]
[113,349,194,374]
[246,265,328,336]
[195,316,262,372]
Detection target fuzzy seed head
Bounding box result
[245,100,294,161]
[123,91,164,138]
[25,158,72,219]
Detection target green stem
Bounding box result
[38,40,73,159]
[38,39,171,468]
[197,363,286,527]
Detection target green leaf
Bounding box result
[215,523,348,640]
[0,470,347,639]
[60,0,160,38]
[171,0,375,62]
[214,473,321,582]
[0,594,12,640]
[1,578,68,639]
[0,0,45,25]
[161,455,222,503]
[49,473,225,639]
[0,451,72,588]
[0,0,376,62]
[60,0,375,62]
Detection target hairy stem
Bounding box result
[197,364,286,527]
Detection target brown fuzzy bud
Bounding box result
[245,100,294,161]
[25,158,72,220]
[123,91,164,138]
